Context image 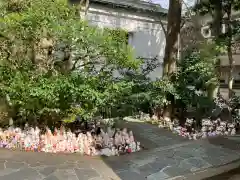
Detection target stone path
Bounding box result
[104,137,240,180]
[0,120,240,180]
[0,149,121,180]
[116,118,189,149]
[203,166,240,180]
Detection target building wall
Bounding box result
[220,88,240,99]
[84,3,166,80]
[220,66,240,83]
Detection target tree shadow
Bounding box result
[203,165,240,180]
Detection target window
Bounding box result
[126,32,134,45]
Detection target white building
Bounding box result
[70,0,167,80]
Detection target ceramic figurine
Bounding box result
[0,123,142,156]
[100,148,112,156]
[231,128,236,135]
[107,127,114,138]
[129,141,135,152]
[202,132,208,138]
[188,133,193,140]
[169,122,174,131]
[101,130,110,147]
[129,131,134,143]
[136,142,141,151]
[192,133,198,140]
[152,115,158,121]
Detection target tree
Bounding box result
[0,0,140,125]
[194,0,240,99]
[161,0,182,120]
[163,0,183,76]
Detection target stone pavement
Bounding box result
[0,149,121,180]
[0,121,240,180]
[104,136,240,180]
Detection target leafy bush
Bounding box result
[0,0,140,125]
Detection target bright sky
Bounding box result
[152,0,169,8]
[152,0,196,9]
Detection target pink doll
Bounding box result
[77,133,84,154]
[87,132,93,146]
[1,134,7,148]
[107,127,115,138]
[129,131,135,143]
[52,135,58,153]
[24,135,31,151]
[39,135,45,152]
[95,134,103,149]
[114,132,121,147]
[45,128,53,153]
[72,135,79,152]
[60,125,65,136]
[83,135,91,155]
[58,136,66,153]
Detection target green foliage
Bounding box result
[0,0,222,125]
[176,43,218,106]
[194,0,240,44]
[0,0,140,124]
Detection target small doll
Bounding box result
[83,135,91,155]
[136,142,141,151]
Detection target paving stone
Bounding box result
[202,156,228,167]
[39,166,57,176]
[152,149,176,158]
[0,160,5,170]
[117,170,145,180]
[28,161,46,168]
[166,176,185,180]
[204,147,229,158]
[90,177,105,180]
[66,160,78,164]
[148,159,171,172]
[227,137,240,142]
[146,171,169,180]
[130,155,158,167]
[173,148,195,159]
[57,163,77,170]
[190,146,210,157]
[5,161,26,169]
[184,158,212,171]
[163,166,191,177]
[76,161,92,169]
[54,169,78,180]
[0,168,42,180]
[0,168,19,176]
[104,160,131,172]
[136,164,159,178]
[178,160,197,171]
[162,156,184,167]
[74,168,99,180]
[44,175,59,180]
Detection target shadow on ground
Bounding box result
[0,120,240,180]
[100,120,240,180]
[203,166,240,180]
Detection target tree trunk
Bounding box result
[79,0,90,15]
[163,0,182,76]
[211,0,223,98]
[226,2,234,99]
[212,0,223,38]
[162,0,182,121]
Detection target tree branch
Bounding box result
[159,19,167,36]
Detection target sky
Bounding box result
[152,0,196,9]
[152,0,169,9]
